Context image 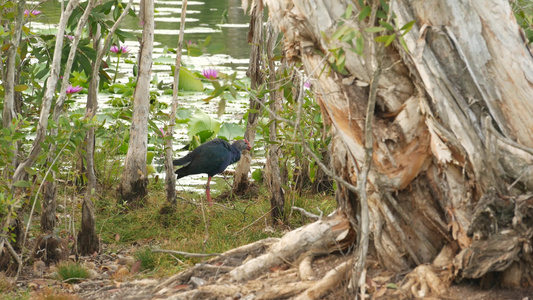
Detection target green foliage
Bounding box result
[325,1,415,73]
[513,0,533,43]
[56,262,90,283]
[218,122,245,141]
[203,70,248,117]
[169,66,204,92]
[187,110,221,145]
[134,248,159,271]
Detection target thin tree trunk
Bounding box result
[42,0,96,233]
[118,0,154,207]
[78,0,132,254]
[2,0,24,129]
[265,23,285,224]
[232,3,265,195]
[164,0,187,205]
[12,0,78,184]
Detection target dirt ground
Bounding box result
[8,250,533,300]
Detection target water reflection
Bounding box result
[33,0,251,61]
[29,0,256,193]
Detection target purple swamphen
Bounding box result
[173,138,252,204]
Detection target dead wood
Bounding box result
[299,255,315,280]
[228,211,355,282]
[295,259,353,300]
[256,282,315,299]
[151,213,356,299]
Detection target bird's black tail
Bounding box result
[173,155,192,166]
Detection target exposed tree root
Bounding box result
[152,211,356,299]
[397,193,533,298]
[295,258,353,300]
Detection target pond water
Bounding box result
[28,0,259,195]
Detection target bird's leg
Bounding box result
[206,176,213,206]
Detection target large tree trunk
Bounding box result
[265,0,533,295]
[118,0,154,207]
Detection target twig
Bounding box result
[199,195,209,258]
[151,249,222,258]
[291,206,321,220]
[233,207,274,236]
[352,5,384,292]
[168,254,186,265]
[2,238,22,266]
[488,126,533,156]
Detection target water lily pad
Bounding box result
[171,66,204,91]
[218,122,244,141]
[187,110,220,142]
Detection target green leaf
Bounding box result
[364,27,385,33]
[399,35,409,52]
[380,0,389,13]
[172,67,203,91]
[147,151,155,164]
[358,6,371,21]
[14,84,28,92]
[217,98,226,117]
[252,168,262,182]
[386,283,398,289]
[385,33,396,46]
[187,110,220,141]
[13,180,31,188]
[379,20,394,31]
[218,123,245,141]
[355,34,364,55]
[340,29,357,43]
[345,4,353,19]
[400,20,416,33]
[332,25,350,41]
[195,130,216,143]
[206,43,225,54]
[374,34,391,43]
[376,10,387,19]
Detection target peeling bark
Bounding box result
[263,0,533,297]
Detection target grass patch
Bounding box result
[134,247,159,271]
[60,176,337,277]
[56,262,90,283]
[0,272,13,294]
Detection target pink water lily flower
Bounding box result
[24,9,42,17]
[202,68,218,80]
[110,45,130,54]
[66,85,83,94]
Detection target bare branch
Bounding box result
[291,206,321,220]
[152,249,222,258]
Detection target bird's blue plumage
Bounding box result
[173,138,250,179]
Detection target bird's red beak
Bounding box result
[245,139,252,151]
